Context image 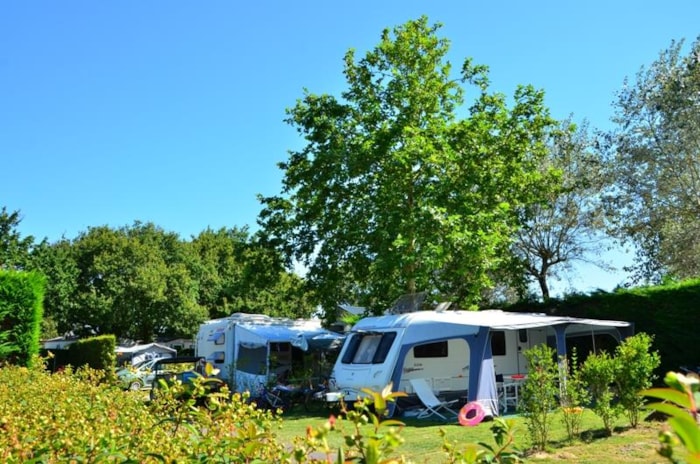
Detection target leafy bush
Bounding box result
[68,334,117,376]
[301,384,408,463]
[519,344,559,450]
[0,270,45,366]
[614,332,660,427]
[0,360,291,462]
[580,350,619,435]
[559,349,589,441]
[442,418,522,463]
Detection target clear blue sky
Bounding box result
[2,1,698,294]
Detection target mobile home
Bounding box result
[327,309,632,416]
[196,313,344,395]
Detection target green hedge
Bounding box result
[0,270,45,367]
[68,334,117,374]
[506,278,700,379]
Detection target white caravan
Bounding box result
[327,309,632,416]
[196,313,343,395]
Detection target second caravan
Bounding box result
[196,313,344,395]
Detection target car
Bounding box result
[149,356,223,402]
[116,357,164,391]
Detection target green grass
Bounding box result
[275,407,670,463]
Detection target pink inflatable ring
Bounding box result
[458,401,485,426]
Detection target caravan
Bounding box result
[195,313,344,395]
[327,309,633,416]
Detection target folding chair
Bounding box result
[409,378,459,420]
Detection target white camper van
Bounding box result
[196,313,343,395]
[328,309,632,416]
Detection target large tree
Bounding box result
[512,119,610,300]
[0,207,34,270]
[258,17,557,313]
[70,222,207,341]
[604,37,700,282]
[27,238,79,338]
[189,227,316,319]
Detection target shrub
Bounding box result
[68,334,117,374]
[0,270,45,366]
[580,350,619,435]
[0,360,291,462]
[301,384,409,463]
[442,417,522,463]
[519,344,559,450]
[614,332,660,427]
[559,348,589,441]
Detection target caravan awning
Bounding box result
[353,309,632,345]
[235,323,344,351]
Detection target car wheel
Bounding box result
[128,380,142,391]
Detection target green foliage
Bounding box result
[302,384,409,463]
[258,16,559,312]
[68,334,117,375]
[558,349,589,441]
[580,350,619,435]
[27,238,79,338]
[614,332,660,427]
[190,227,316,319]
[603,36,700,282]
[0,207,34,271]
[643,371,700,463]
[512,118,609,301]
[519,344,559,450]
[442,418,522,463]
[69,222,209,341]
[24,221,316,342]
[0,361,294,463]
[0,270,45,366]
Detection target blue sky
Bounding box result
[2,1,698,294]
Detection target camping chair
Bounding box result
[409,378,459,420]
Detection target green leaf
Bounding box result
[642,388,693,410]
[669,416,700,453]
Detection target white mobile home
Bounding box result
[328,309,632,416]
[196,313,344,394]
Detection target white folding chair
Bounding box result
[409,378,459,420]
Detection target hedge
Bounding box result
[0,270,45,366]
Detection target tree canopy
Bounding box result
[23,221,315,341]
[0,207,34,270]
[258,17,559,313]
[604,37,700,283]
[513,119,610,300]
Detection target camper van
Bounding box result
[195,313,343,395]
[327,309,632,416]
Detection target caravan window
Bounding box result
[491,331,506,356]
[414,341,448,358]
[341,332,397,364]
[237,345,267,374]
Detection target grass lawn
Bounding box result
[274,406,671,463]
